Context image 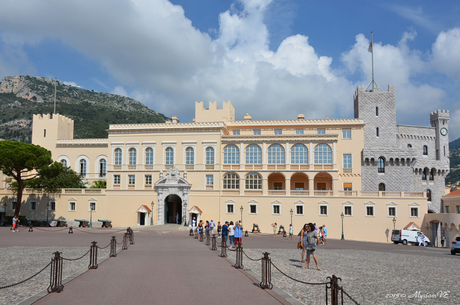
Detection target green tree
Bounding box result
[25,166,87,192]
[90,180,106,189]
[0,140,60,217]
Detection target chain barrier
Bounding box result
[88,241,98,269]
[211,234,217,250]
[122,233,129,250]
[0,261,52,290]
[270,260,328,286]
[127,227,135,245]
[110,236,117,257]
[48,252,64,293]
[340,286,360,305]
[242,250,263,262]
[220,239,227,257]
[32,227,70,232]
[73,227,128,234]
[97,242,111,250]
[260,252,273,289]
[61,249,91,261]
[205,233,210,246]
[235,243,243,269]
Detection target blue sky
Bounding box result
[0,0,459,139]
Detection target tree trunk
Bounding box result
[14,173,23,218]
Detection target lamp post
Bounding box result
[46,202,50,227]
[240,206,243,225]
[392,217,396,230]
[290,208,293,225]
[151,201,155,226]
[341,212,345,240]
[89,203,93,228]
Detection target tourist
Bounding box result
[228,221,235,249]
[318,227,324,245]
[217,221,222,238]
[221,221,229,242]
[419,232,426,246]
[175,212,179,224]
[205,220,210,236]
[197,220,204,235]
[313,223,318,232]
[271,222,277,237]
[12,215,19,232]
[210,219,216,234]
[234,221,243,248]
[300,223,309,262]
[323,224,327,244]
[289,224,293,240]
[302,223,320,270]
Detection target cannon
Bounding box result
[252,223,261,233]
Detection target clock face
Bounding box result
[440,128,448,136]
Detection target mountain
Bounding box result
[0,75,170,142]
[447,138,460,187]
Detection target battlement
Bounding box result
[195,101,235,123]
[353,84,395,100]
[33,113,74,125]
[430,109,450,118]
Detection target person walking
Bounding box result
[221,221,229,242]
[300,223,309,262]
[210,220,216,234]
[419,232,426,246]
[271,223,277,237]
[228,221,235,249]
[234,221,243,248]
[323,224,327,245]
[12,215,19,232]
[302,223,320,270]
[289,224,293,240]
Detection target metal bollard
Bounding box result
[205,233,210,246]
[88,241,98,269]
[245,230,248,237]
[110,236,117,257]
[211,234,217,250]
[190,229,194,236]
[127,227,134,245]
[68,226,73,234]
[220,239,227,257]
[260,252,273,289]
[48,251,64,293]
[194,230,198,239]
[327,275,341,305]
[29,224,33,232]
[122,233,129,250]
[199,231,203,242]
[235,243,243,269]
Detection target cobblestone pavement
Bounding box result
[0,246,113,305]
[221,246,460,305]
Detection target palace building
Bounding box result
[0,84,452,243]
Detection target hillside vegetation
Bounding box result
[0,75,169,142]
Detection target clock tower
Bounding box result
[430,109,450,163]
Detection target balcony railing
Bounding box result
[268,190,286,195]
[290,190,309,196]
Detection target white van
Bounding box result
[391,230,430,246]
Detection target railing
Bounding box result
[290,190,309,196]
[382,191,401,197]
[222,164,240,170]
[289,164,310,170]
[338,190,357,197]
[314,190,333,196]
[268,190,286,195]
[244,190,263,195]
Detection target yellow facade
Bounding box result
[0,102,429,243]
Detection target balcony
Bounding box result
[268,190,286,195]
[290,164,310,170]
[290,190,309,196]
[223,165,240,170]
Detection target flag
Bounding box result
[368,39,373,53]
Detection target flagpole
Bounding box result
[371,31,374,90]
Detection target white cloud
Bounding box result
[111,86,129,97]
[63,81,79,87]
[431,28,460,82]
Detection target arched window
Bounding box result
[60,159,67,167]
[245,173,262,190]
[223,173,239,189]
[245,144,262,164]
[99,159,106,177]
[429,168,435,181]
[314,144,332,164]
[186,147,194,164]
[407,144,412,148]
[129,148,137,165]
[206,147,214,165]
[423,145,428,155]
[165,147,174,165]
[379,183,385,191]
[80,159,86,177]
[422,168,428,180]
[291,144,308,164]
[378,157,385,173]
[224,145,239,164]
[427,189,432,201]
[268,144,285,164]
[145,148,154,165]
[114,148,122,165]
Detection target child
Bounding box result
[289,224,293,240]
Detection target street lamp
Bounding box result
[89,202,93,228]
[341,212,345,240]
[240,206,243,225]
[150,201,155,226]
[290,208,293,225]
[46,202,50,227]
[392,217,396,230]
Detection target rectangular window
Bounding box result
[317,128,325,135]
[274,129,282,135]
[296,205,304,215]
[319,205,328,216]
[388,207,396,217]
[445,206,450,213]
[366,206,374,216]
[250,204,257,214]
[294,182,304,190]
[145,175,152,185]
[296,129,304,135]
[342,128,351,139]
[456,206,460,214]
[206,174,214,186]
[343,183,352,191]
[344,206,352,216]
[272,205,280,215]
[30,201,37,211]
[89,202,96,211]
[128,175,135,185]
[11,201,17,210]
[114,175,121,185]
[376,127,379,137]
[410,207,419,217]
[317,183,326,190]
[233,130,240,135]
[274,182,283,190]
[69,201,76,211]
[253,130,261,135]
[226,203,234,214]
[49,201,56,211]
[343,154,352,168]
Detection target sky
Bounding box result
[0,0,459,139]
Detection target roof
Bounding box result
[403,222,421,230]
[189,205,203,213]
[444,189,460,197]
[135,205,152,213]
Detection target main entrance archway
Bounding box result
[165,194,182,224]
[154,168,191,226]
